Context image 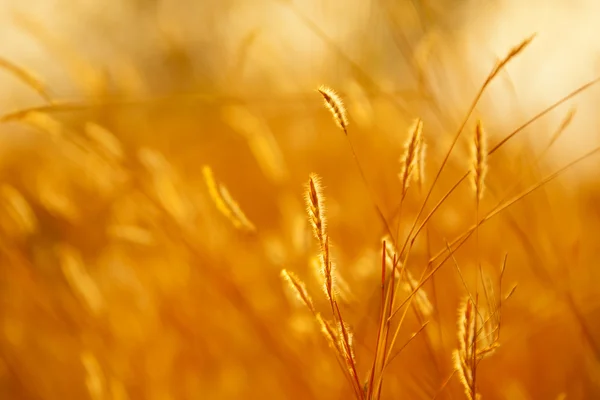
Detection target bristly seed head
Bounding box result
[399,118,423,195]
[317,85,349,134]
[305,173,326,247]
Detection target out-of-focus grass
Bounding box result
[0,1,599,399]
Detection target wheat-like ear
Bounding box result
[454,297,477,400]
[305,173,327,247]
[399,118,423,196]
[471,120,488,201]
[317,85,349,134]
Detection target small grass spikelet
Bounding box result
[471,120,488,201]
[317,85,349,134]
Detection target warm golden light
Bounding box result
[0,1,599,399]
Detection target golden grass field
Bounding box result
[0,0,600,399]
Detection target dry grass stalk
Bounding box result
[317,85,349,134]
[202,165,256,232]
[471,120,488,201]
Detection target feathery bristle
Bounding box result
[317,85,349,134]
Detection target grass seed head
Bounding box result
[399,118,423,195]
[317,85,349,134]
[471,120,488,201]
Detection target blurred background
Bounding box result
[0,0,599,399]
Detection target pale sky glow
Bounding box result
[0,0,598,178]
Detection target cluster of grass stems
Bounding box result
[277,35,600,399]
